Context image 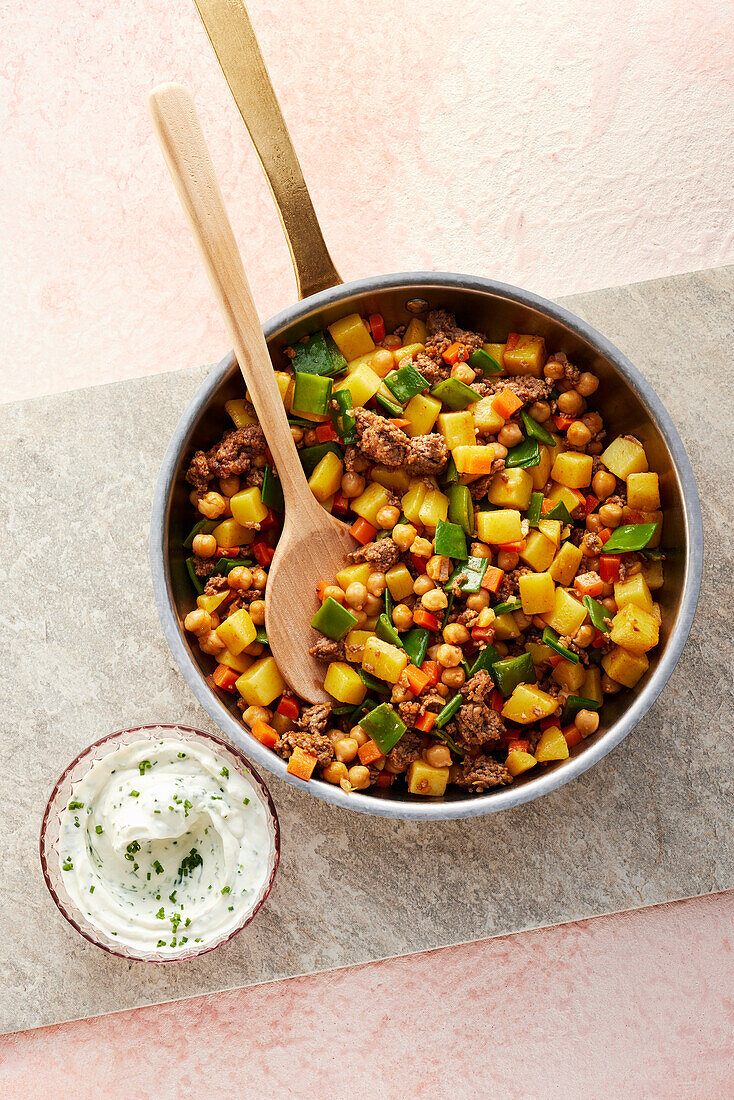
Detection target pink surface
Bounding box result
[2,892,732,1098]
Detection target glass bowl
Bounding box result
[40,724,280,962]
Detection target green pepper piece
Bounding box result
[185,557,205,595]
[325,332,348,375]
[527,492,543,527]
[468,347,502,376]
[261,464,285,512]
[505,438,541,469]
[299,442,343,477]
[493,598,522,615]
[446,483,475,535]
[358,669,392,696]
[582,595,611,633]
[440,454,459,487]
[602,523,658,553]
[255,627,269,645]
[429,378,480,411]
[445,555,489,593]
[542,626,580,664]
[183,518,218,550]
[542,500,573,525]
[310,597,358,641]
[561,694,602,726]
[521,409,556,445]
[360,703,407,754]
[468,643,501,676]
[384,361,429,404]
[491,652,537,697]
[434,519,468,560]
[376,613,405,649]
[402,626,431,667]
[434,692,463,728]
[375,392,405,418]
[209,556,253,578]
[291,331,338,377]
[292,372,333,417]
[329,389,357,444]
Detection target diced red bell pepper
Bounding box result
[276,695,300,720]
[591,628,608,648]
[540,716,558,730]
[368,313,386,343]
[563,724,583,748]
[498,539,526,553]
[507,738,530,753]
[481,566,504,593]
[414,711,436,733]
[583,494,599,516]
[253,541,275,567]
[315,422,339,444]
[212,664,239,692]
[598,527,612,544]
[553,414,574,431]
[331,491,351,518]
[374,771,394,788]
[490,689,504,712]
[215,546,240,557]
[259,507,281,531]
[405,664,431,695]
[413,608,440,632]
[599,555,622,583]
[420,660,440,686]
[409,553,428,574]
[471,626,494,642]
[349,517,378,545]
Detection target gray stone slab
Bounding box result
[0,267,731,1034]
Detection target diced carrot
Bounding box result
[462,447,498,475]
[414,711,437,733]
[259,507,281,531]
[599,555,622,583]
[584,493,599,517]
[251,719,279,749]
[420,660,440,686]
[405,664,431,695]
[490,689,504,712]
[471,626,493,642]
[389,418,411,430]
[442,341,468,366]
[253,541,275,567]
[212,663,239,692]
[481,565,504,593]
[332,491,351,517]
[540,498,555,515]
[598,527,613,544]
[498,539,526,553]
[563,724,583,748]
[574,572,604,598]
[409,553,428,574]
[413,608,440,631]
[358,739,384,766]
[553,414,574,431]
[315,421,339,443]
[549,653,565,668]
[368,313,386,343]
[540,716,558,730]
[286,745,318,781]
[215,546,240,557]
[276,694,300,720]
[591,629,608,648]
[508,738,530,753]
[350,517,378,545]
[374,771,394,788]
[492,389,523,418]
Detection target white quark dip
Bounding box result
[58,734,274,955]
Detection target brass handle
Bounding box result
[193,0,342,300]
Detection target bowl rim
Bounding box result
[150,270,703,820]
[39,723,280,961]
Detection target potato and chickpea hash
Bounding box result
[183,307,664,797]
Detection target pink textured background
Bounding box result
[1,1,733,1095]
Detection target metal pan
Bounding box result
[150,2,702,820]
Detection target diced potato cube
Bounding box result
[551,451,594,489]
[601,435,648,479]
[347,350,383,374]
[385,563,415,601]
[525,641,555,668]
[271,711,295,735]
[609,605,659,655]
[452,444,497,475]
[370,465,412,493]
[493,612,521,640]
[403,318,427,346]
[334,363,382,408]
[622,506,663,547]
[476,509,523,545]
[483,342,505,368]
[225,398,258,428]
[582,666,603,704]
[351,482,391,526]
[472,396,505,435]
[215,608,256,655]
[407,760,449,796]
[401,479,428,524]
[230,486,269,527]
[438,411,476,450]
[336,563,371,590]
[529,444,553,491]
[211,518,254,548]
[543,588,588,636]
[328,313,375,360]
[324,661,367,705]
[502,683,559,724]
[505,750,538,776]
[344,629,375,663]
[394,342,425,363]
[362,636,409,683]
[537,518,561,547]
[487,467,533,510]
[217,648,253,674]
[551,659,586,691]
[403,393,442,436]
[641,558,664,591]
[535,726,570,763]
[601,646,649,687]
[519,572,556,615]
[651,602,662,624]
[502,334,546,377]
[614,573,654,614]
[273,371,293,411]
[547,482,585,514]
[519,530,556,572]
[548,542,584,586]
[308,451,343,502]
[627,471,660,512]
[419,489,449,529]
[235,656,286,707]
[197,590,230,615]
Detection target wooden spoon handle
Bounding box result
[148,82,313,510]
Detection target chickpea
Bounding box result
[435,682,450,697]
[574,624,595,648]
[376,505,401,530]
[441,667,465,689]
[382,334,402,349]
[586,513,603,533]
[352,610,368,627]
[544,359,565,381]
[513,610,532,630]
[498,422,523,449]
[592,470,617,500]
[413,575,435,596]
[451,364,476,384]
[228,565,253,590]
[243,705,273,725]
[184,608,212,636]
[581,412,603,436]
[576,372,599,397]
[602,597,617,614]
[350,725,369,746]
[326,728,344,746]
[191,533,216,559]
[252,454,267,469]
[492,443,508,459]
[581,533,601,557]
[392,603,414,631]
[426,554,450,582]
[599,503,623,528]
[567,420,592,448]
[497,550,519,571]
[424,743,453,768]
[322,761,348,785]
[410,536,433,558]
[290,426,304,444]
[437,643,462,668]
[392,523,418,551]
[371,348,394,374]
[345,581,368,610]
[347,765,371,790]
[219,475,240,497]
[364,594,383,616]
[466,590,490,611]
[600,582,614,598]
[587,441,603,455]
[250,568,267,591]
[443,622,470,645]
[334,737,359,763]
[249,599,266,625]
[304,429,318,447]
[470,542,492,559]
[197,491,227,519]
[322,584,345,605]
[422,589,448,613]
[528,400,551,423]
[426,644,442,661]
[576,709,600,736]
[199,630,225,656]
[245,641,265,657]
[391,684,412,703]
[341,472,365,498]
[601,674,622,694]
[475,607,496,627]
[367,571,387,597]
[557,389,586,417]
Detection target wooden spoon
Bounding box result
[148,83,356,705]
